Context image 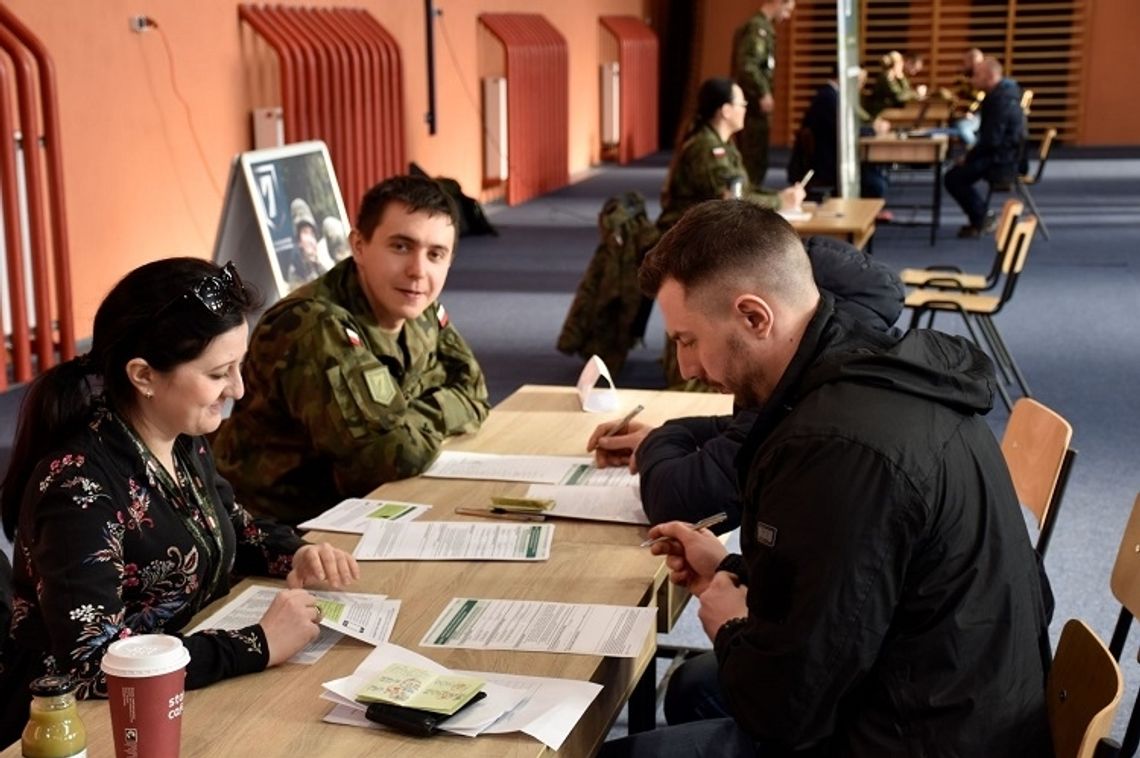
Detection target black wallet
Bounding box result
[363,691,487,737]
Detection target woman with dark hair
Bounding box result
[657,77,805,234]
[0,258,359,744]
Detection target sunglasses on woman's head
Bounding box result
[161,261,245,317]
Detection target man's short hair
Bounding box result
[355,175,460,242]
[639,200,814,308]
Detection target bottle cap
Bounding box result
[29,675,76,697]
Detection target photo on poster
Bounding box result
[239,141,352,298]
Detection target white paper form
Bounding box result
[297,498,431,534]
[353,520,553,562]
[188,585,342,664]
[312,592,401,646]
[525,483,649,525]
[423,451,638,487]
[421,598,656,658]
[575,354,619,412]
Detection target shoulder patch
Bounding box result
[344,326,363,348]
[363,366,397,405]
[712,146,727,157]
[436,302,450,329]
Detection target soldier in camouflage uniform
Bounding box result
[658,77,804,387]
[865,51,923,118]
[731,0,795,188]
[214,176,489,524]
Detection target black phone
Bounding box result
[363,690,488,737]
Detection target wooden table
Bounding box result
[878,99,952,128]
[3,386,731,758]
[859,134,950,246]
[788,198,885,252]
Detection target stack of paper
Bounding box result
[353,520,554,562]
[297,498,431,534]
[321,643,602,750]
[423,451,638,487]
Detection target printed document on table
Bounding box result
[297,498,431,534]
[188,585,343,664]
[353,520,553,561]
[525,483,649,525]
[312,592,401,646]
[420,598,656,657]
[321,642,601,747]
[422,451,638,487]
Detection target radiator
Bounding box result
[483,76,508,184]
[601,63,620,147]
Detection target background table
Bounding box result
[788,198,885,252]
[1,386,731,758]
[859,134,950,245]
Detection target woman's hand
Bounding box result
[260,588,321,667]
[287,543,360,589]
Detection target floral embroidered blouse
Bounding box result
[0,405,305,724]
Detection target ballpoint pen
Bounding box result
[455,506,546,523]
[602,404,645,438]
[640,512,728,548]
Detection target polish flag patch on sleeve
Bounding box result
[712,146,726,157]
[436,303,450,328]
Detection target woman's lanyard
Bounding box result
[116,416,227,611]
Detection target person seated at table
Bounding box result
[214,175,490,525]
[947,47,986,147]
[657,76,805,235]
[791,65,892,203]
[864,50,925,118]
[945,56,1025,238]
[587,235,905,532]
[0,258,359,746]
[598,200,1051,757]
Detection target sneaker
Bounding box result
[956,224,981,239]
[981,211,998,234]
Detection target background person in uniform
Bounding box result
[322,215,351,262]
[945,57,1025,238]
[0,258,358,746]
[730,0,796,187]
[214,176,490,525]
[657,76,804,387]
[599,200,1051,757]
[865,50,924,118]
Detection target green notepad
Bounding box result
[356,663,485,715]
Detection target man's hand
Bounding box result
[648,521,729,595]
[778,184,806,211]
[697,572,748,641]
[760,93,775,114]
[587,421,654,473]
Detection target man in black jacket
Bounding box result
[600,200,1051,757]
[944,57,1026,238]
[587,235,905,532]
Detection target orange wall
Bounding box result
[2,0,647,341]
[1079,0,1140,145]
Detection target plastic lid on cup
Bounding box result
[101,634,190,678]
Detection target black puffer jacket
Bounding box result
[637,236,904,530]
[714,295,1052,756]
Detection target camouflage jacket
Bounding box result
[731,12,776,103]
[214,259,489,524]
[866,72,919,117]
[658,125,778,234]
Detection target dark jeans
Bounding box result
[944,159,991,228]
[600,652,759,757]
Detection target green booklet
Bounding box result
[356,663,484,715]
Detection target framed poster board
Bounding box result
[213,141,351,305]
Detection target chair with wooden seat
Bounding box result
[899,197,1023,291]
[1105,493,1140,756]
[1049,618,1124,758]
[989,127,1056,240]
[1001,397,1076,557]
[906,216,1038,410]
[1021,88,1034,116]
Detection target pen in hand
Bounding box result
[640,512,729,548]
[797,169,815,188]
[602,404,645,439]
